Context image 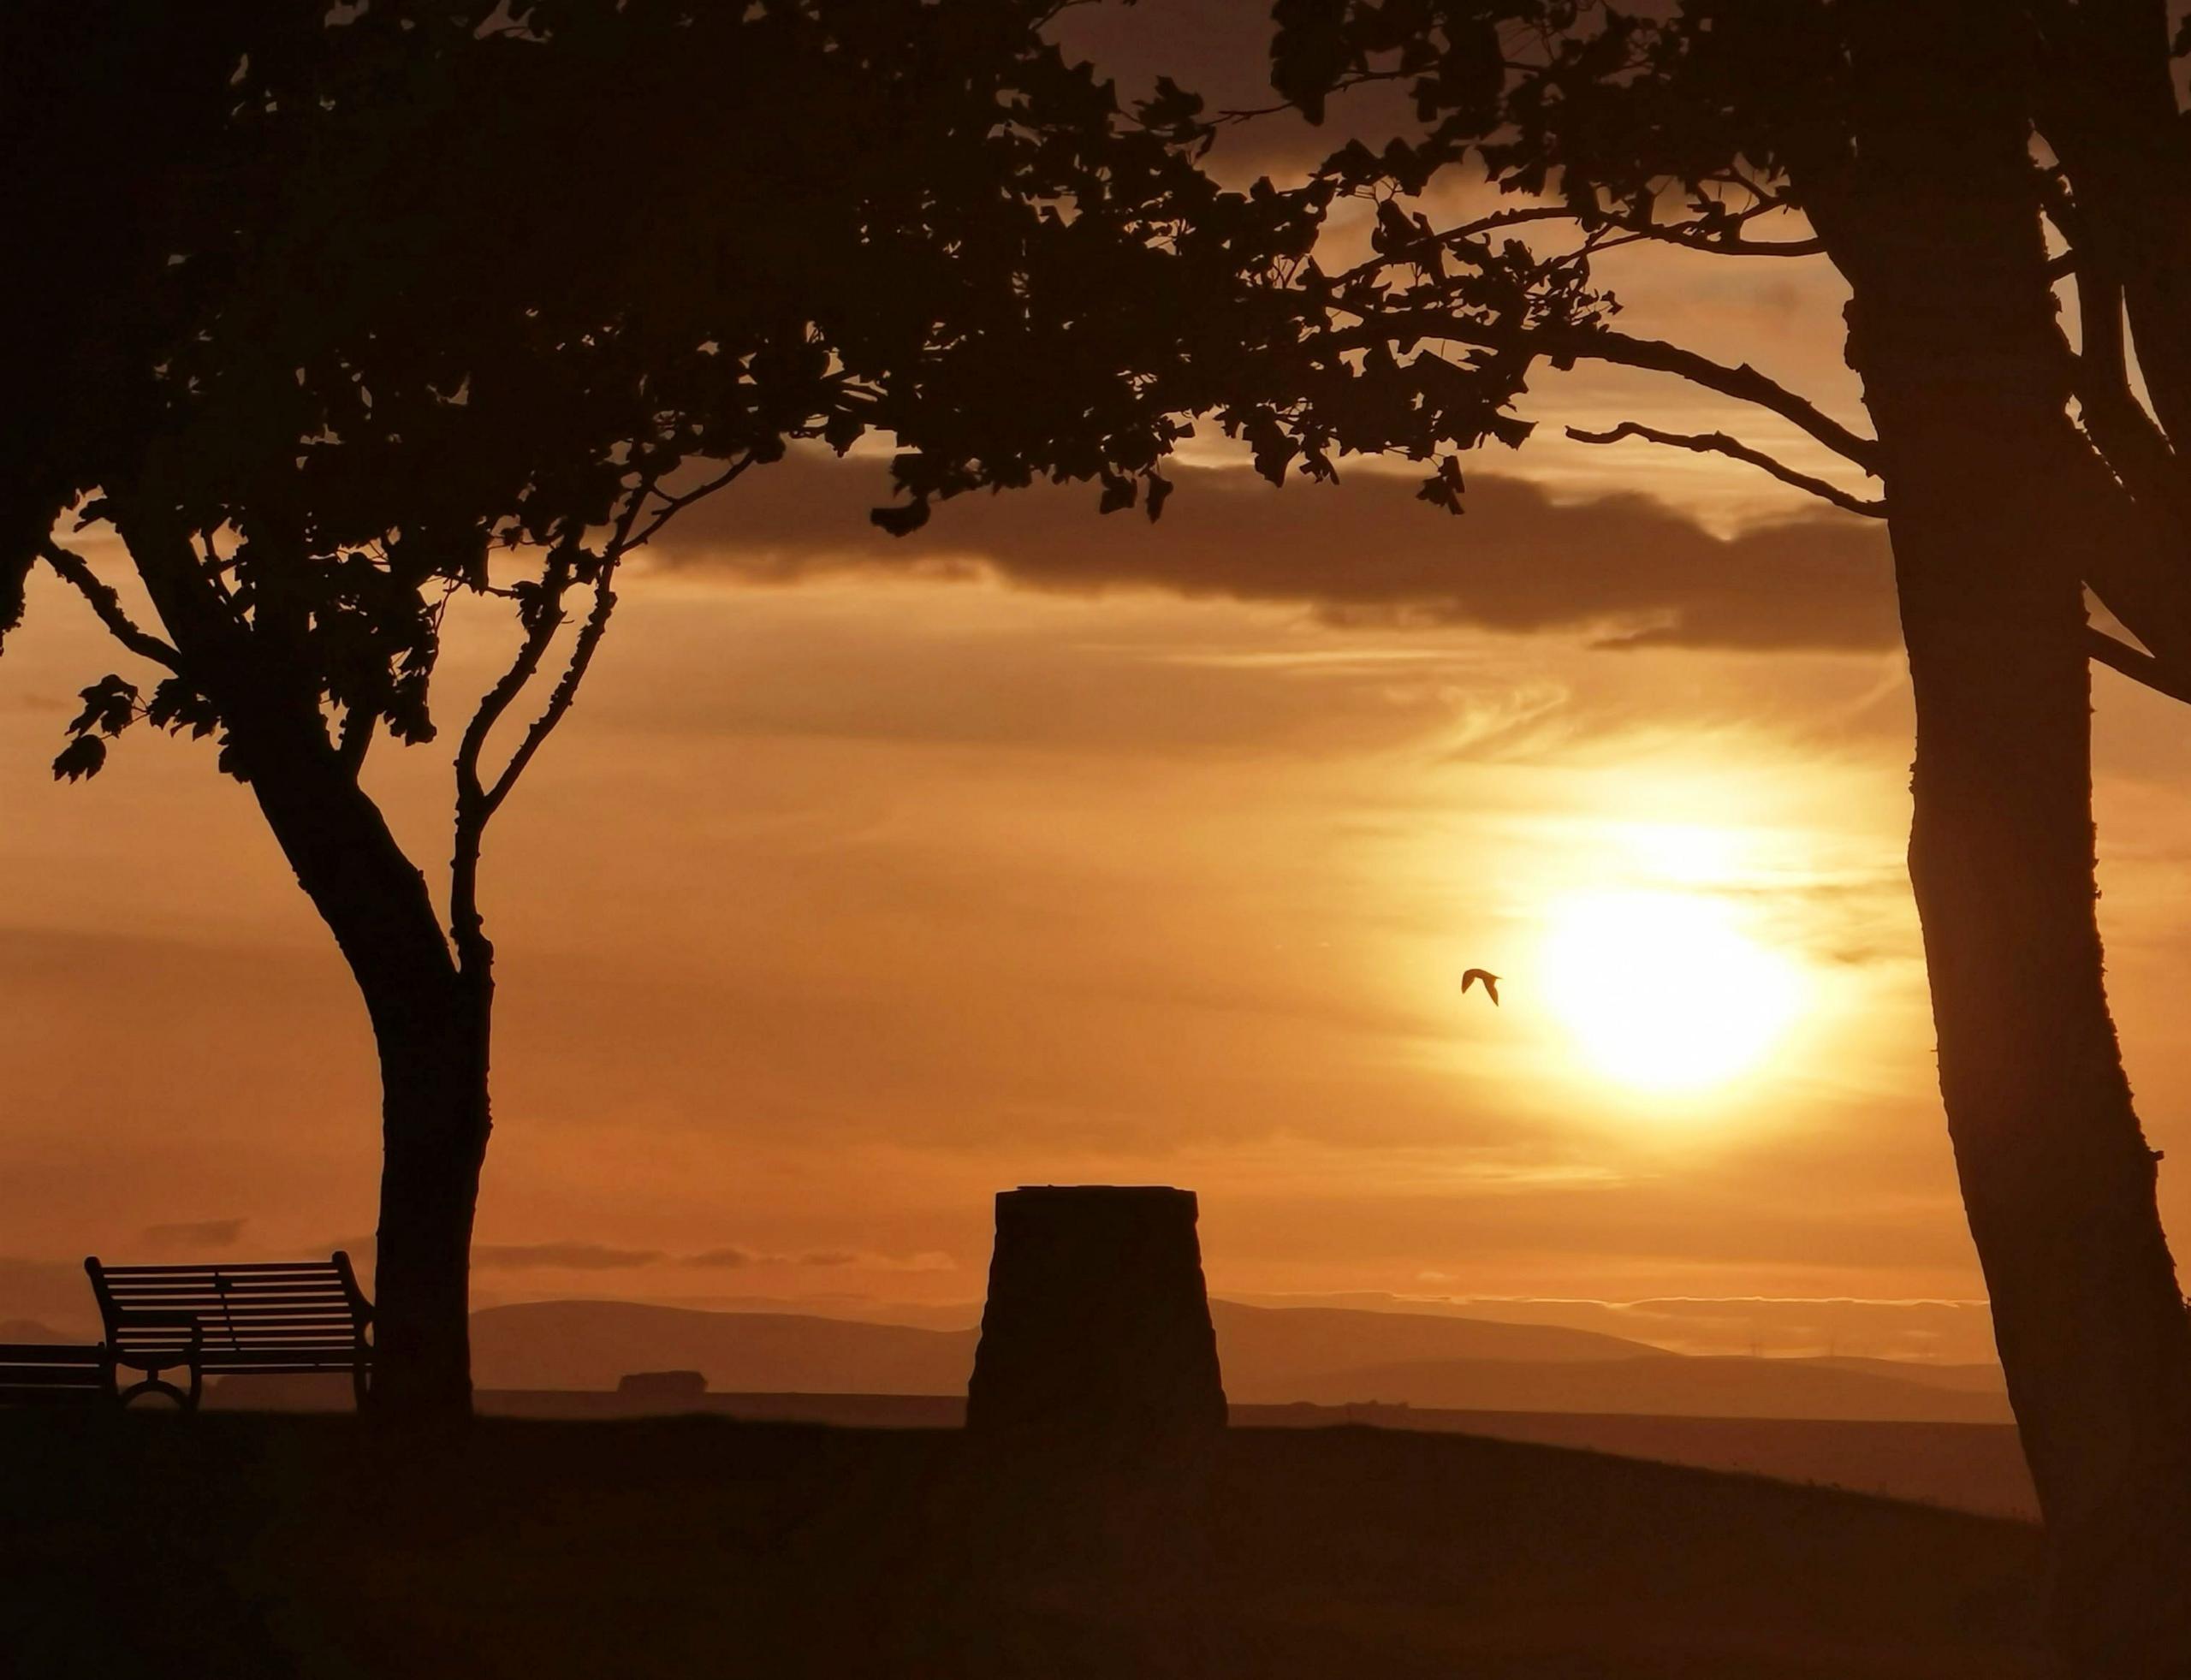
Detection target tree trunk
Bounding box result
[1822,7,2191,1669]
[369,971,492,1422]
[246,745,493,1424]
[1887,386,2191,1677]
[243,740,492,1424]
[114,513,491,1423]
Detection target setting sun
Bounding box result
[1541,889,1805,1095]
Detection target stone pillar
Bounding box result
[965,1184,1226,1455]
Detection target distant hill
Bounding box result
[470,1300,976,1393]
[1209,1298,1656,1380]
[1808,1355,2008,1396]
[1273,1354,2014,1423]
[470,1297,2010,1422]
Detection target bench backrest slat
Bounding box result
[86,1253,372,1363]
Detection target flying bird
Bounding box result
[1462,968,1501,1006]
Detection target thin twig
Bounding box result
[629,454,757,549]
[453,547,575,822]
[1327,313,1884,472]
[1565,422,1887,517]
[481,558,618,817]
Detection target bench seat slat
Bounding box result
[99,1297,359,1305]
[0,1343,113,1407]
[115,1318,353,1331]
[103,1287,357,1297]
[199,1353,370,1367]
[104,1292,359,1305]
[114,1314,361,1332]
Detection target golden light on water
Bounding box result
[1541,887,1806,1095]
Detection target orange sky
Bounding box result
[8,3,2191,1363]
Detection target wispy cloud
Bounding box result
[687,1247,757,1268]
[140,1217,246,1249]
[472,1242,666,1271]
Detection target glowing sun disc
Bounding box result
[1541,890,1802,1094]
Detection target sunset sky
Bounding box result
[7,3,2190,1368]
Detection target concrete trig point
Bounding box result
[966,1185,1226,1455]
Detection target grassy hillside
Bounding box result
[0,1412,2043,1679]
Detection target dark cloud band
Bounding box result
[653,454,1895,654]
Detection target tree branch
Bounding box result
[480,558,619,817]
[1565,422,1887,517]
[629,454,757,549]
[1329,312,1883,472]
[454,550,574,821]
[2088,626,2191,705]
[1555,328,1884,472]
[448,545,577,965]
[1588,227,1828,259]
[2069,265,2187,521]
[39,541,182,669]
[443,454,751,971]
[336,705,375,777]
[1331,201,1821,294]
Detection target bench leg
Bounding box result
[116,1376,193,1409]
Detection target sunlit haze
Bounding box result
[9,0,2191,1378]
[1542,886,1805,1095]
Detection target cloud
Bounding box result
[139,1216,247,1249]
[652,454,1895,654]
[472,1242,666,1271]
[687,1246,956,1271]
[688,1247,758,1268]
[794,1250,956,1272]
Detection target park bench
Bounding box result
[0,1343,115,1405]
[84,1253,372,1409]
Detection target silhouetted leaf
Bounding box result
[871,500,931,537]
[147,677,222,739]
[68,674,139,738]
[51,734,106,782]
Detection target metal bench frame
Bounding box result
[84,1252,373,1410]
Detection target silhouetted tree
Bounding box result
[2,0,1293,1422]
[929,2,2184,1670]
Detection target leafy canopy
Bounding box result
[6,0,1321,793]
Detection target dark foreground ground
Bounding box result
[0,1413,2046,1680]
[437,1389,2040,1521]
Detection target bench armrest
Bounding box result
[104,1311,203,1364]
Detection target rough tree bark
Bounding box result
[1820,6,2191,1669]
